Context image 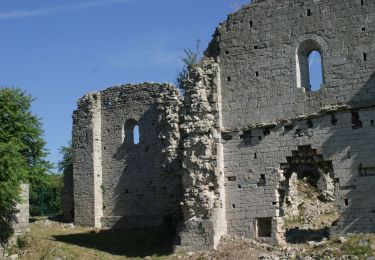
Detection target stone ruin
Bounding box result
[71,0,375,251]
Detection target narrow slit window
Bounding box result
[308,51,323,91]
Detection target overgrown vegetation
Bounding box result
[0,88,51,243]
[175,39,201,94]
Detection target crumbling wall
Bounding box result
[13,183,30,236]
[176,59,227,251]
[73,83,182,230]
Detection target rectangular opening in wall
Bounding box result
[352,111,363,129]
[363,53,367,61]
[250,20,253,28]
[257,174,266,187]
[306,9,311,16]
[227,176,237,182]
[257,217,272,238]
[331,115,338,125]
[361,0,364,6]
[371,120,374,126]
[344,199,349,206]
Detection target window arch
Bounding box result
[296,39,324,91]
[123,119,140,145]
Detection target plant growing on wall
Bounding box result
[175,39,201,94]
[0,88,51,243]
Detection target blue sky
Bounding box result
[0,0,250,169]
[0,0,323,170]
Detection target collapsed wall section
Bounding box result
[176,59,227,251]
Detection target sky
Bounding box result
[0,0,323,171]
[0,0,250,170]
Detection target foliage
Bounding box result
[0,141,28,243]
[175,39,201,94]
[0,87,51,243]
[58,141,73,173]
[30,174,63,216]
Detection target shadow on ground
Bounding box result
[285,227,329,244]
[53,225,175,257]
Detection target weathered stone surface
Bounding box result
[72,0,375,252]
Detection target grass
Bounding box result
[12,220,182,260]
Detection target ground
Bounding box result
[4,218,375,259]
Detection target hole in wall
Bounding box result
[306,9,311,16]
[361,0,364,6]
[362,27,366,32]
[257,218,272,238]
[254,153,257,159]
[371,120,374,126]
[363,53,367,61]
[224,50,229,55]
[255,71,259,77]
[237,184,242,189]
[257,174,266,187]
[307,119,313,128]
[232,204,236,208]
[227,176,237,182]
[279,145,339,244]
[227,76,231,81]
[345,199,349,206]
[331,115,338,125]
[284,124,294,131]
[250,20,253,27]
[351,111,363,129]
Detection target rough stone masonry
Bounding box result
[71,0,375,252]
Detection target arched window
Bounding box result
[296,39,324,91]
[123,119,140,145]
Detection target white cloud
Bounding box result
[0,0,131,20]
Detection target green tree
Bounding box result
[0,88,51,242]
[175,39,201,94]
[58,141,73,173]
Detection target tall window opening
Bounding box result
[124,119,140,145]
[296,39,324,91]
[133,124,140,144]
[308,51,323,91]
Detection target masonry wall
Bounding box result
[207,0,375,129]
[13,183,30,236]
[73,83,182,229]
[222,108,375,240]
[99,84,181,229]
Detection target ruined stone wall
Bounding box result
[73,83,182,229]
[207,0,375,128]
[199,0,375,244]
[13,183,30,236]
[222,109,375,241]
[176,59,227,251]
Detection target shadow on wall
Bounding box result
[53,224,175,257]
[328,71,375,235]
[109,104,182,230]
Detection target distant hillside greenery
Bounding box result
[0,88,52,243]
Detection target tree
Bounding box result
[175,39,201,94]
[58,141,73,173]
[0,88,51,242]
